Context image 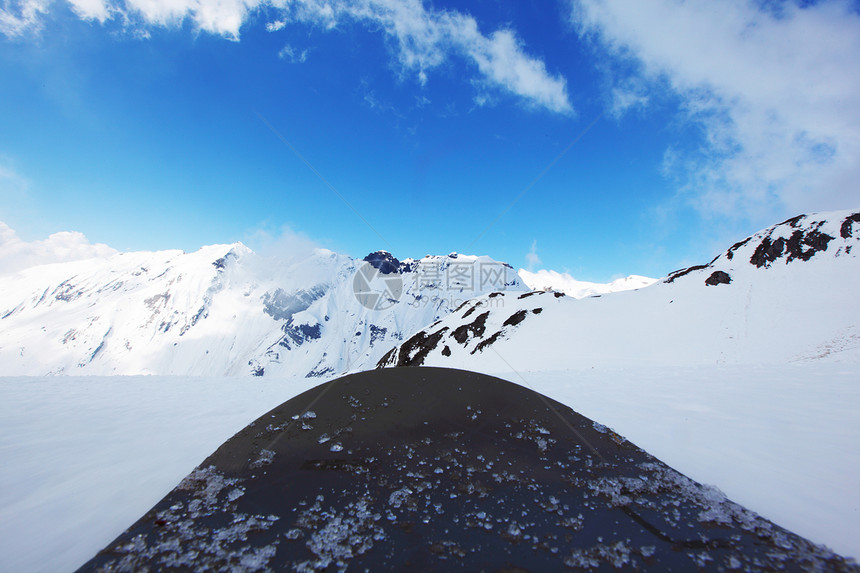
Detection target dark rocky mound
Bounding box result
[363,251,406,274]
[705,270,732,286]
[76,368,858,572]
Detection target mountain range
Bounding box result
[0,238,658,379]
[0,247,528,377]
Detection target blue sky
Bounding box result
[1,0,859,281]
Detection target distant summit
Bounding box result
[666,209,860,285]
[362,250,408,274]
[518,269,657,299]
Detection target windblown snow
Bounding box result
[1,209,859,571]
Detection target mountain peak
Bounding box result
[363,251,405,274]
[666,209,860,285]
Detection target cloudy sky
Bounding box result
[1,0,858,280]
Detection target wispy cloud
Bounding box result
[574,0,860,220]
[525,238,541,271]
[343,0,571,112]
[0,0,49,37]
[0,221,118,275]
[278,43,308,63]
[1,0,572,114]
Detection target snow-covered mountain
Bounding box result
[517,268,657,298]
[3,210,860,571]
[0,247,525,377]
[380,210,860,369]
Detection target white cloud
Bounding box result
[1,0,571,113]
[465,28,572,113]
[574,0,860,220]
[0,0,49,37]
[0,222,118,275]
[344,0,572,112]
[67,0,111,22]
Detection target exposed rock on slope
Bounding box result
[379,210,860,370]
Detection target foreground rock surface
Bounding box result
[78,367,858,572]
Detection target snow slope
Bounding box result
[381,210,860,369]
[1,366,857,572]
[0,375,321,573]
[0,247,526,378]
[378,209,860,557]
[517,268,657,298]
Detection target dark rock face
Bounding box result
[378,327,450,367]
[363,251,402,274]
[279,320,322,350]
[211,250,238,270]
[503,309,529,328]
[472,331,504,354]
[369,325,387,346]
[705,271,732,286]
[377,346,397,367]
[841,213,860,239]
[664,264,710,284]
[461,303,479,319]
[781,214,806,227]
[725,237,752,261]
[306,364,334,378]
[749,227,834,268]
[76,368,860,573]
[452,311,490,345]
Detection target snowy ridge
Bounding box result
[379,209,860,370]
[0,246,526,377]
[517,268,657,298]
